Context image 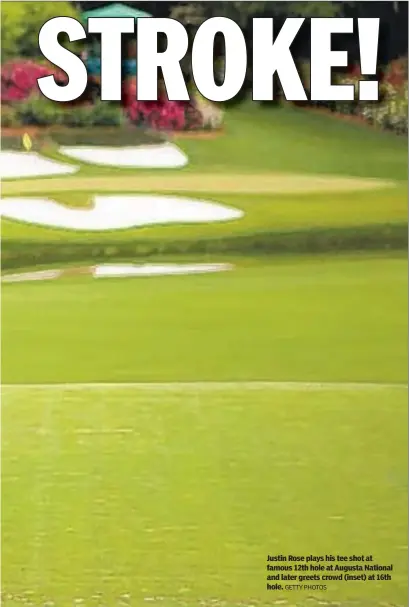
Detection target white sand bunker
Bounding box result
[2,269,62,283]
[1,263,233,284]
[93,263,234,278]
[59,143,188,168]
[0,151,78,180]
[0,195,243,230]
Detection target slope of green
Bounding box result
[175,104,408,180]
[35,104,408,181]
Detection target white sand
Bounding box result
[1,264,233,284]
[0,151,78,180]
[58,143,188,168]
[2,269,62,283]
[93,263,234,278]
[0,195,243,230]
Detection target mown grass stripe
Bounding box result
[1,173,397,196]
[2,381,407,391]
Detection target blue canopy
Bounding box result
[82,3,152,21]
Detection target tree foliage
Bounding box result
[170,2,343,27]
[170,2,269,27]
[273,2,343,17]
[1,1,80,60]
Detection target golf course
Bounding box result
[1,103,408,607]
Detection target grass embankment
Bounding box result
[2,186,407,268]
[2,103,407,268]
[23,103,408,180]
[3,255,407,384]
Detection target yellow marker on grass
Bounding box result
[22,133,32,151]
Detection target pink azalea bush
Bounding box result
[123,79,205,131]
[126,99,204,131]
[1,59,67,103]
[2,61,223,132]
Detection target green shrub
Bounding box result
[82,100,125,127]
[365,81,408,135]
[14,96,126,128]
[61,101,125,128]
[61,105,95,128]
[332,75,360,115]
[1,2,80,60]
[333,68,408,135]
[49,126,166,147]
[1,105,19,127]
[15,96,64,126]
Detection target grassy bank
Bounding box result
[3,255,407,384]
[2,104,407,270]
[13,103,407,180]
[2,184,407,269]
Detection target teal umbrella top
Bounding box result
[82,3,152,21]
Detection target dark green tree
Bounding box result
[1,1,80,60]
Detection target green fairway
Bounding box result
[2,101,407,607]
[2,383,407,607]
[2,255,407,385]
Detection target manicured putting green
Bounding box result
[2,383,407,607]
[2,255,407,384]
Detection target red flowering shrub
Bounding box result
[126,99,199,131]
[2,61,220,132]
[123,79,204,131]
[1,59,67,103]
